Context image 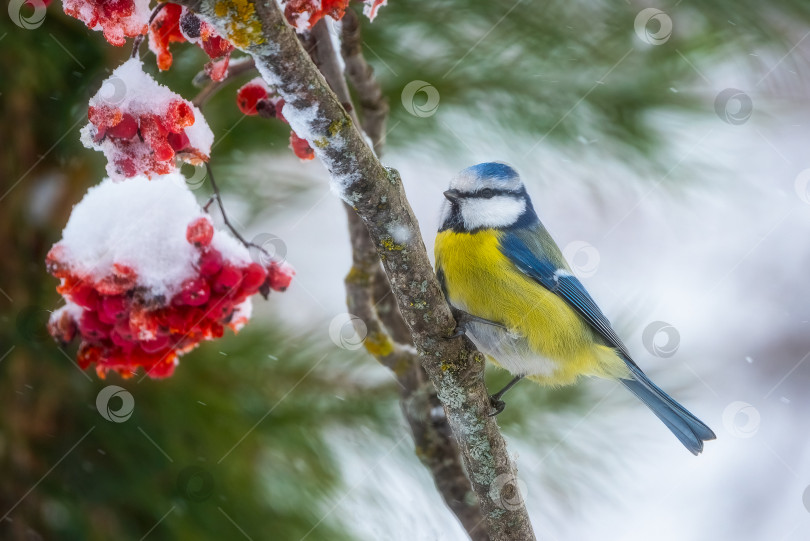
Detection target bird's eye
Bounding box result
[479,189,495,198]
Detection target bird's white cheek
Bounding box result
[461,196,526,229]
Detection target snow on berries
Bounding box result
[80,58,213,180]
[281,0,388,30]
[236,78,315,161]
[283,0,350,31]
[363,0,388,21]
[149,4,235,81]
[46,173,294,379]
[63,0,151,46]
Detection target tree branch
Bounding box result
[304,16,491,539]
[176,1,535,538]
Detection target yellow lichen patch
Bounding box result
[380,237,404,252]
[328,116,351,137]
[344,265,371,286]
[313,137,329,148]
[364,331,394,358]
[214,0,264,48]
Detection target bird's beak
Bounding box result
[443,189,461,201]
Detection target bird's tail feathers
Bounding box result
[620,360,716,455]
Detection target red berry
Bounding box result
[107,113,138,140]
[267,262,294,292]
[241,262,267,294]
[236,82,269,116]
[167,130,190,152]
[139,114,175,162]
[214,264,242,292]
[165,100,195,131]
[79,310,111,341]
[140,335,170,354]
[70,284,100,310]
[97,263,138,295]
[186,217,214,247]
[290,131,315,161]
[198,248,223,276]
[102,294,129,321]
[179,277,211,306]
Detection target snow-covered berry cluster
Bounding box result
[47,175,294,379]
[236,78,315,161]
[80,58,213,180]
[63,0,151,46]
[149,4,234,82]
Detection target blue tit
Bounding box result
[434,162,716,455]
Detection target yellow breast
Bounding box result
[434,229,627,385]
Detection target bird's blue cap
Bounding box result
[463,162,519,181]
[450,162,522,193]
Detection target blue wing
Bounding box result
[499,228,717,453]
[499,229,632,359]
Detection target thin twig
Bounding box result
[203,163,271,259]
[131,3,169,59]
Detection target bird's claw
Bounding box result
[449,310,505,340]
[450,322,467,338]
[488,396,506,417]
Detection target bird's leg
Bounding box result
[488,375,524,416]
[450,308,506,338]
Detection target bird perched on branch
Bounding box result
[434,162,716,454]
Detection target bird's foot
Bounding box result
[488,396,507,417]
[450,309,506,339]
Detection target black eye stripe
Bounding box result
[459,188,520,199]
